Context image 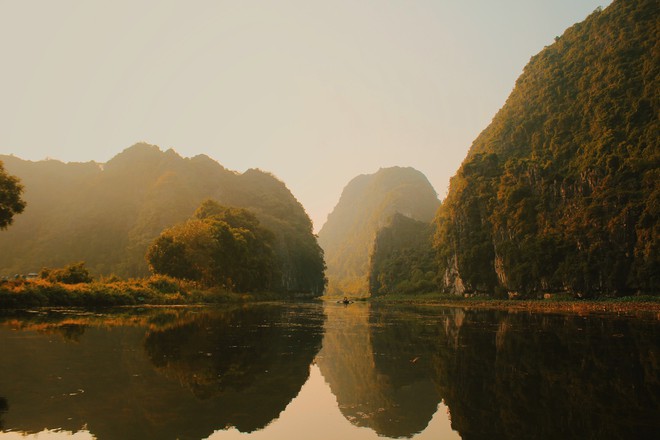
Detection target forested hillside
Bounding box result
[0,143,325,294]
[318,167,440,297]
[434,0,659,297]
[369,214,436,296]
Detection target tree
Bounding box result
[40,262,93,284]
[146,200,277,292]
[146,233,206,282]
[0,160,26,230]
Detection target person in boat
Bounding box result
[342,296,350,304]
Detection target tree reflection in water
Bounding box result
[317,303,660,440]
[316,302,445,438]
[0,396,8,430]
[0,304,325,440]
[0,305,658,439]
[143,305,325,431]
[432,309,660,440]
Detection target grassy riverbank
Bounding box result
[369,292,660,316]
[3,276,658,316]
[0,275,291,309]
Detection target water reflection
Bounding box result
[0,396,7,430]
[0,304,325,439]
[316,302,445,438]
[143,306,325,432]
[0,304,658,439]
[316,303,660,439]
[431,309,660,440]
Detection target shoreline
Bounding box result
[367,295,660,317]
[2,277,659,317]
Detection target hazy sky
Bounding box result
[0,0,612,230]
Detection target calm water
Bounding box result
[0,302,658,440]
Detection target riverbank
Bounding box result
[368,292,660,316]
[3,277,658,317]
[0,276,301,309]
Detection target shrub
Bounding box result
[40,262,93,284]
[147,275,181,294]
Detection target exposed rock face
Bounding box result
[318,167,440,297]
[434,0,659,297]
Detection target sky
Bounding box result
[0,0,612,231]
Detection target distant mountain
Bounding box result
[0,143,325,294]
[318,167,440,297]
[434,0,659,296]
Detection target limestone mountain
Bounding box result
[434,0,659,296]
[318,167,440,297]
[0,143,325,294]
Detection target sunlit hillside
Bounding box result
[0,143,325,294]
[434,0,658,297]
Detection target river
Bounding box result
[0,302,658,439]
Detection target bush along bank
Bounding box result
[0,275,286,309]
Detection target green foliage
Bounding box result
[318,167,440,297]
[40,262,93,284]
[0,274,250,308]
[369,214,437,296]
[436,153,500,293]
[147,200,277,292]
[0,160,26,230]
[145,234,199,281]
[434,0,659,297]
[146,274,181,294]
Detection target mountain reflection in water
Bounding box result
[0,304,325,440]
[0,303,658,439]
[316,302,446,438]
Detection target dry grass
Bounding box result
[371,294,660,318]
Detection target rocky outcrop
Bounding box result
[434,0,659,297]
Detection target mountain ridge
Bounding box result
[0,143,325,294]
